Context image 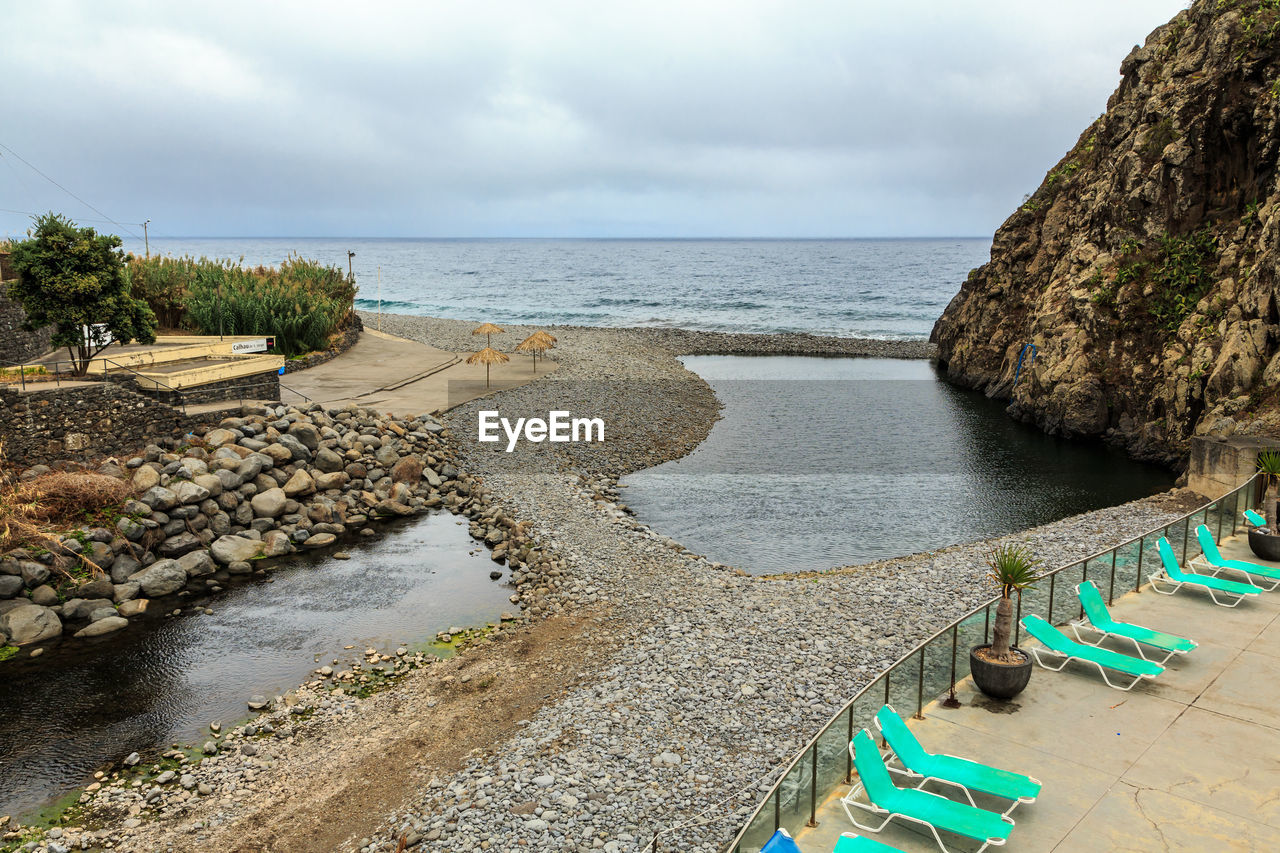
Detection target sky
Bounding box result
[0,0,1189,239]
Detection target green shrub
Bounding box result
[1147,230,1218,331]
[184,256,352,357]
[126,255,199,328]
[127,254,354,357]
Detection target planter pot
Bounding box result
[1248,528,1280,562]
[970,645,1032,700]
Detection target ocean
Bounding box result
[118,237,990,340]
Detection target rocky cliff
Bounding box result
[932,0,1280,467]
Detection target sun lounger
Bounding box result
[842,730,1014,853]
[1149,537,1261,606]
[1244,509,1266,527]
[1190,524,1280,591]
[833,834,905,852]
[1020,614,1163,691]
[1069,580,1197,664]
[872,705,1040,817]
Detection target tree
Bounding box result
[7,213,156,374]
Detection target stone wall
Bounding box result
[0,252,54,365]
[0,380,211,466]
[134,370,282,407]
[1187,435,1277,498]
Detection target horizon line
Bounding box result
[131,234,992,242]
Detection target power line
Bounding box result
[0,142,144,241]
[0,206,145,228]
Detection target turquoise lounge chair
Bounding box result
[1069,580,1197,664]
[872,705,1040,817]
[834,834,904,852]
[1191,524,1280,591]
[1020,614,1163,691]
[1149,537,1260,606]
[842,730,1014,853]
[1244,508,1266,527]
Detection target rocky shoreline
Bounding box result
[0,316,1199,853]
[0,401,557,653]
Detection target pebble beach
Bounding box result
[24,316,1195,853]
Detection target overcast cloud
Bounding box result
[0,0,1188,239]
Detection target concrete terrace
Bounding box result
[797,531,1280,853]
[281,328,557,417]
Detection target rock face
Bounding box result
[932,0,1280,466]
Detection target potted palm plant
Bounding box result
[970,543,1042,700]
[1248,450,1280,560]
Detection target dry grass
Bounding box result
[0,443,136,565]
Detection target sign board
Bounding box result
[231,338,271,354]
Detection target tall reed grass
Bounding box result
[126,254,355,356]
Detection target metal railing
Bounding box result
[3,357,313,415]
[1,356,189,415]
[707,474,1262,853]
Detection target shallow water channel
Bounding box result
[0,512,512,817]
[623,356,1176,573]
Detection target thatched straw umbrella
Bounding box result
[531,330,557,345]
[515,334,552,374]
[466,346,510,388]
[472,322,504,348]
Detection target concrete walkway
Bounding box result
[279,329,556,417]
[799,531,1280,853]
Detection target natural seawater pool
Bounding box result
[0,512,512,818]
[622,356,1175,573]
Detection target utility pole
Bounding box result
[347,250,355,281]
[143,219,151,258]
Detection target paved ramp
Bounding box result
[282,329,554,417]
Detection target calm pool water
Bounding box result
[622,356,1174,573]
[0,512,512,817]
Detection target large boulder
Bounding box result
[289,423,320,451]
[202,428,239,447]
[260,443,294,465]
[391,455,424,483]
[375,443,401,468]
[0,575,23,599]
[210,534,265,565]
[132,466,161,491]
[261,529,294,557]
[172,481,211,505]
[275,434,312,462]
[314,447,344,473]
[251,487,287,518]
[130,559,187,597]
[177,550,216,577]
[75,616,128,638]
[140,486,179,511]
[314,471,349,491]
[282,469,315,497]
[1,604,62,644]
[157,532,204,558]
[116,516,146,541]
[110,555,142,583]
[19,561,50,588]
[236,456,266,480]
[76,577,115,600]
[193,473,224,498]
[215,469,243,491]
